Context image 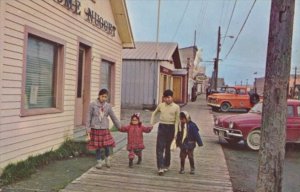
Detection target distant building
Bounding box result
[122,42,187,109]
[254,74,300,97]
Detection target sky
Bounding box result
[126,0,300,86]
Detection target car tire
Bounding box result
[225,138,242,144]
[220,102,231,112]
[246,129,261,151]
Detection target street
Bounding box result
[213,110,300,192]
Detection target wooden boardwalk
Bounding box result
[61,95,233,192]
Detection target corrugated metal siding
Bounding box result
[121,60,157,109]
[0,0,123,169]
[123,41,177,61]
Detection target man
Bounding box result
[151,89,180,176]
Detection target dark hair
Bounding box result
[163,89,173,97]
[99,89,109,96]
[179,112,186,119]
[130,113,142,125]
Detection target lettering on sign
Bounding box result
[85,8,116,37]
[53,0,117,37]
[54,0,81,15]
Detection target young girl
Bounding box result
[176,111,203,174]
[119,113,152,168]
[86,89,121,169]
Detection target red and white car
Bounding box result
[213,100,300,150]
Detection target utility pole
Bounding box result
[293,66,297,97]
[213,26,221,90]
[256,1,295,192]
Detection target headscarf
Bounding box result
[179,111,191,143]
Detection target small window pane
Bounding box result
[287,106,294,117]
[100,60,112,92]
[25,36,57,109]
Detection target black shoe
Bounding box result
[129,159,133,168]
[137,157,142,164]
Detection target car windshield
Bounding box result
[249,102,263,113]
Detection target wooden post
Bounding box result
[256,1,295,192]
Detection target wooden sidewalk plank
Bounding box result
[61,97,233,192]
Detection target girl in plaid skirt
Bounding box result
[86,89,121,169]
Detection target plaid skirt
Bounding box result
[87,129,115,150]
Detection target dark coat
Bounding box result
[176,121,203,149]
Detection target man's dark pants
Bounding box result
[156,123,175,169]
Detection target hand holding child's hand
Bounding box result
[86,132,91,141]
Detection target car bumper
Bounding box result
[207,103,221,108]
[213,126,243,139]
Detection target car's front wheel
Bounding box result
[246,129,261,151]
[220,102,231,112]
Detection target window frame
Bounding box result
[100,57,116,105]
[20,26,65,117]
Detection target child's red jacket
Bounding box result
[119,124,152,150]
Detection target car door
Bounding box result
[286,104,300,142]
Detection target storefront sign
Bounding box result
[53,0,81,15]
[194,74,207,84]
[85,8,116,37]
[160,66,172,75]
[53,0,116,37]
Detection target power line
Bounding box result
[222,0,237,45]
[171,0,190,41]
[223,0,257,60]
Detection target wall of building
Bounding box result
[0,0,123,170]
[121,60,157,109]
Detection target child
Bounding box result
[119,113,152,168]
[86,89,121,169]
[176,111,203,175]
[151,89,180,175]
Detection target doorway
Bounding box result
[75,44,91,127]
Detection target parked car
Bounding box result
[213,99,300,150]
[207,86,260,112]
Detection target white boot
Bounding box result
[105,156,111,168]
[95,160,103,169]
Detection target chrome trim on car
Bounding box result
[207,103,221,107]
[213,126,243,138]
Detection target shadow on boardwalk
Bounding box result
[61,95,233,192]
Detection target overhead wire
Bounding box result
[222,0,237,45]
[223,0,257,60]
[196,0,208,46]
[171,0,191,41]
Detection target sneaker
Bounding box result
[179,169,185,174]
[95,160,103,169]
[129,159,133,168]
[163,167,169,172]
[158,169,164,176]
[105,156,111,168]
[190,168,195,175]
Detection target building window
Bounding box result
[21,28,64,116]
[100,60,114,104]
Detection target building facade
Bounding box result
[0,0,134,170]
[122,42,186,109]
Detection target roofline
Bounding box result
[110,0,135,49]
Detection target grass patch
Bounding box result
[0,140,91,187]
